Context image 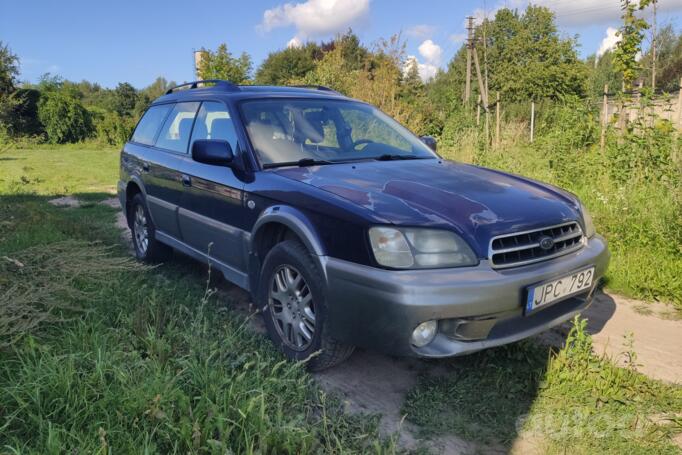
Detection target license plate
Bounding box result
[525,267,595,314]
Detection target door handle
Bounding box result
[142,162,150,173]
[182,175,192,187]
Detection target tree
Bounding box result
[586,51,623,98]
[613,0,652,90]
[109,82,138,116]
[142,76,175,100]
[0,41,19,95]
[482,6,587,101]
[255,44,319,85]
[302,34,426,133]
[38,89,93,143]
[0,88,43,137]
[638,24,682,92]
[197,44,252,84]
[0,42,21,138]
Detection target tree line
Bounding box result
[0,3,679,146]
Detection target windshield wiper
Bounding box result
[375,154,424,161]
[263,158,334,169]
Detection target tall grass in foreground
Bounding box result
[403,316,682,453]
[440,98,682,308]
[0,197,396,454]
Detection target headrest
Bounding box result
[293,110,326,144]
[178,118,194,139]
[210,118,234,141]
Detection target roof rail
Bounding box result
[165,80,239,95]
[288,85,341,94]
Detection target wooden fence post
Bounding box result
[495,92,500,148]
[530,101,535,143]
[600,84,608,152]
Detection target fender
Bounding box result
[120,175,154,226]
[248,205,328,292]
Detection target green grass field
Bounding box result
[0,145,395,453]
[1,144,681,453]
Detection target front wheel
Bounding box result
[258,240,354,371]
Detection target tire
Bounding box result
[128,193,171,262]
[258,240,355,371]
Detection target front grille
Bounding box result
[489,221,584,269]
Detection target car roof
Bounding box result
[151,80,350,105]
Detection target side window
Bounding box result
[190,101,239,153]
[155,102,200,153]
[131,104,172,145]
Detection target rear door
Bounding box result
[178,101,249,281]
[143,102,200,238]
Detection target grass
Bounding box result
[1,143,681,453]
[0,146,395,453]
[402,319,682,453]
[0,141,119,195]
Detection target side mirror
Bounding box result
[192,139,234,166]
[420,135,437,152]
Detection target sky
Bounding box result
[2,0,681,88]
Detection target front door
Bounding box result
[178,101,249,283]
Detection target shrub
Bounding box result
[37,90,93,143]
[95,111,136,146]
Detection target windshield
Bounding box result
[240,99,437,167]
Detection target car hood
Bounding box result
[273,159,581,257]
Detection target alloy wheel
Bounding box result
[133,204,149,255]
[268,265,316,351]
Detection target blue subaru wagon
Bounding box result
[118,80,610,370]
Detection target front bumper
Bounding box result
[323,235,610,357]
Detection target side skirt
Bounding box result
[155,231,250,291]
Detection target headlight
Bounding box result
[579,202,596,238]
[369,227,478,269]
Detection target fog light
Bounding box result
[411,320,438,347]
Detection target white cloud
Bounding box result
[404,55,439,82]
[402,40,443,82]
[418,39,442,65]
[597,27,620,58]
[406,24,437,38]
[287,36,304,48]
[260,0,370,42]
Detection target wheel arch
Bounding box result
[123,177,148,227]
[249,205,327,292]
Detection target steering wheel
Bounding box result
[352,139,375,150]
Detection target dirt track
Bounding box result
[100,196,681,452]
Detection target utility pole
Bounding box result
[473,46,488,109]
[651,0,657,91]
[482,11,490,147]
[465,16,474,105]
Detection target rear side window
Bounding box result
[190,101,239,152]
[155,102,200,153]
[131,104,172,145]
